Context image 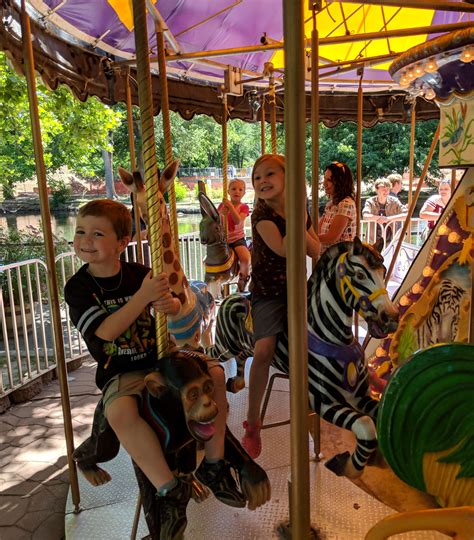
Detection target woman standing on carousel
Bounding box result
[318,161,357,254]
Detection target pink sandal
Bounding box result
[241,420,262,459]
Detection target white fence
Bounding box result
[0,220,428,398]
[0,233,205,398]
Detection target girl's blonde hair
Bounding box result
[228,178,246,191]
[251,154,285,185]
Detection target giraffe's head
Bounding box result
[118,160,180,226]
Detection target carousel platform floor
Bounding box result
[61,359,442,540]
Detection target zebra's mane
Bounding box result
[309,239,384,287]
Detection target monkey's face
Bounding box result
[181,375,218,442]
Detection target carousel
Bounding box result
[0,1,473,538]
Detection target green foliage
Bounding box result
[174,180,189,202]
[314,119,439,186]
[48,176,72,208]
[1,50,442,200]
[193,183,226,203]
[0,52,122,197]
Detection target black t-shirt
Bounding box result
[250,201,312,298]
[64,262,157,390]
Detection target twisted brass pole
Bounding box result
[222,94,229,196]
[355,70,363,341]
[156,24,180,260]
[408,100,417,241]
[260,96,266,155]
[221,93,230,297]
[270,76,277,154]
[385,123,440,284]
[132,0,167,355]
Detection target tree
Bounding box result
[0,52,122,198]
[307,119,440,188]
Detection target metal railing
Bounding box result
[0,221,428,398]
[0,232,205,398]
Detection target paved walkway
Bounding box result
[0,359,100,540]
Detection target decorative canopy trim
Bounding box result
[0,4,440,126]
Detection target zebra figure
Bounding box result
[207,237,399,478]
[416,278,467,348]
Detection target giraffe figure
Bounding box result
[118,161,215,348]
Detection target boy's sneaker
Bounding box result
[156,477,192,540]
[242,420,262,459]
[195,459,246,508]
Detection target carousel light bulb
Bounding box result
[407,67,416,80]
[424,57,438,73]
[460,46,474,63]
[424,87,436,100]
[399,73,410,88]
[414,63,425,77]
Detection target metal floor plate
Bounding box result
[66,363,447,539]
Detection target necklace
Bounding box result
[87,264,123,295]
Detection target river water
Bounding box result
[0,212,202,241]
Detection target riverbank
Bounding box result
[1,189,434,217]
[0,194,203,216]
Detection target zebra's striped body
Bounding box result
[208,238,399,477]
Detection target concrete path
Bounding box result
[0,359,99,540]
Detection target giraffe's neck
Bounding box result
[159,214,201,347]
[160,216,189,303]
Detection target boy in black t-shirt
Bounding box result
[65,199,244,539]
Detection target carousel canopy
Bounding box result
[1,1,473,125]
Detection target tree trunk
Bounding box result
[102,148,116,199]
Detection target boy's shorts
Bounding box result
[102,369,151,417]
[102,358,223,417]
[251,296,287,342]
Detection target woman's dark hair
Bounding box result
[325,162,355,205]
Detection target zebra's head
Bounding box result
[333,237,399,339]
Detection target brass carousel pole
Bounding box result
[125,68,144,265]
[222,93,229,204]
[156,22,180,260]
[19,0,80,510]
[310,3,321,460]
[385,124,440,284]
[451,168,457,191]
[221,92,230,297]
[355,69,364,341]
[260,95,266,155]
[407,99,416,243]
[269,72,278,154]
[131,0,168,355]
[282,0,311,536]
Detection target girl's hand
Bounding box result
[219,200,230,215]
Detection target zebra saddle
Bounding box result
[307,329,363,392]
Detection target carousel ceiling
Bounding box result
[1,1,473,125]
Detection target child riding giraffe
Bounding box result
[118,161,214,349]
